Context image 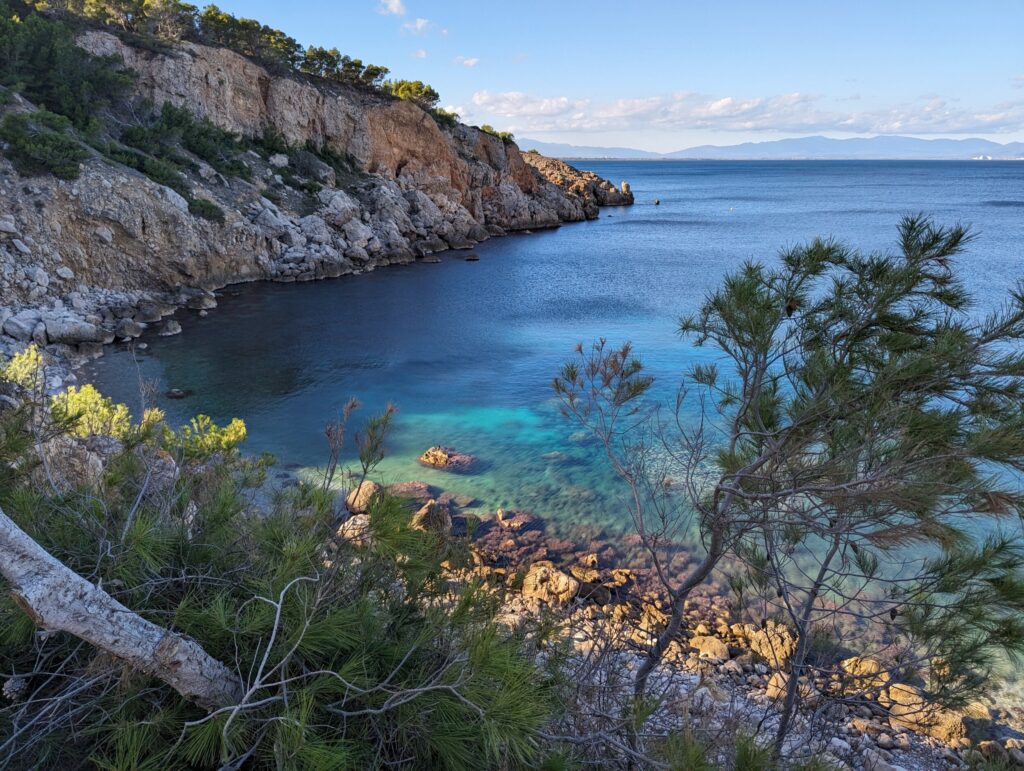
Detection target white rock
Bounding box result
[268,153,289,168]
[43,315,104,344]
[12,238,31,255]
[3,310,41,341]
[829,737,852,754]
[94,226,114,244]
[55,266,75,280]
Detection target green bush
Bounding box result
[385,79,440,109]
[480,123,515,142]
[188,196,226,223]
[0,111,87,179]
[0,4,133,131]
[430,106,460,129]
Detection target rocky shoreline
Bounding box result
[343,474,1024,770]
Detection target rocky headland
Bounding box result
[0,28,631,376]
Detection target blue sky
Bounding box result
[212,1,1024,152]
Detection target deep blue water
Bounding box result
[86,160,1024,535]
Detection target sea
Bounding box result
[85,160,1024,539]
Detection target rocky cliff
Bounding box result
[0,30,632,364]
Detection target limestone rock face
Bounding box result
[1,31,632,364]
[521,152,635,218]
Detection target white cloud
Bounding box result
[455,56,480,68]
[473,90,582,117]
[1014,75,1024,89]
[468,88,1024,136]
[378,0,405,15]
[413,48,428,59]
[402,17,431,34]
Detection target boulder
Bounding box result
[840,656,890,692]
[43,315,104,344]
[862,748,905,771]
[418,445,475,473]
[115,318,145,339]
[521,560,579,606]
[410,499,452,536]
[337,514,373,548]
[749,619,797,669]
[690,635,730,663]
[158,320,182,336]
[186,293,217,310]
[886,683,990,745]
[268,153,289,168]
[495,508,542,532]
[345,480,380,514]
[765,671,819,705]
[3,311,40,341]
[387,480,434,504]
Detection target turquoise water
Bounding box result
[85,161,1024,537]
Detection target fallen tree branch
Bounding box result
[0,503,241,711]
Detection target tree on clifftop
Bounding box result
[385,79,440,110]
[555,215,1024,756]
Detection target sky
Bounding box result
[212,0,1024,153]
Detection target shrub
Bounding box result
[480,123,515,142]
[0,111,88,179]
[430,106,459,129]
[385,79,440,109]
[0,5,133,131]
[168,414,246,458]
[188,197,225,222]
[50,384,132,439]
[0,345,43,390]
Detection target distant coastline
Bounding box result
[520,134,1024,161]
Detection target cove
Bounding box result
[84,160,1024,539]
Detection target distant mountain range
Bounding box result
[519,135,1024,161]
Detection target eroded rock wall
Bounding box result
[0,32,631,365]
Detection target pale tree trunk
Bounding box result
[0,504,241,711]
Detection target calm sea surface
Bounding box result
[86,160,1024,536]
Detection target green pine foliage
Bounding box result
[0,384,553,769]
[0,109,87,178]
[480,123,515,142]
[0,2,133,131]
